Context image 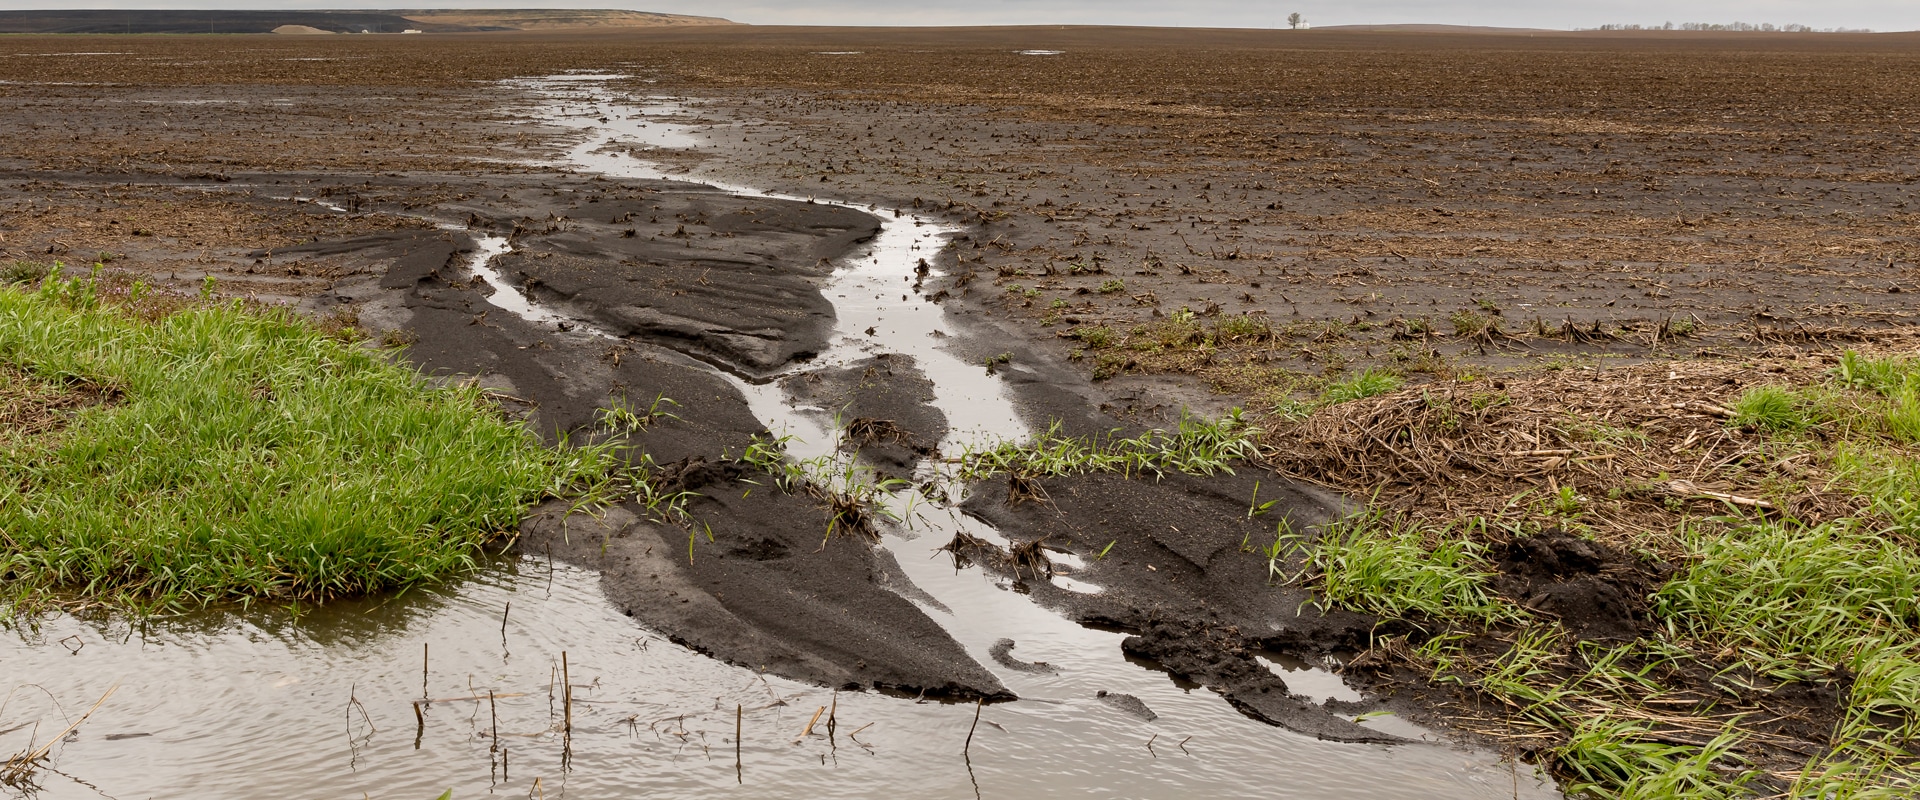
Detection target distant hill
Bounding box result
[379,9,737,31]
[0,9,737,35]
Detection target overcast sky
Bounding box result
[9,1,1916,32]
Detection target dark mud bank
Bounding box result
[44,151,1429,731]
[955,470,1404,741]
[336,171,1009,699]
[356,163,1409,731]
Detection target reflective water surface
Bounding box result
[1,558,1557,799]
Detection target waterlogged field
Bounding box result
[1,26,1918,800]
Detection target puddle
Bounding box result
[1049,576,1105,595]
[539,72,633,82]
[1015,50,1066,56]
[0,76,1564,799]
[1258,652,1364,705]
[0,558,1554,800]
[461,234,576,329]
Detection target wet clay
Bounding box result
[1489,529,1659,642]
[957,468,1399,739]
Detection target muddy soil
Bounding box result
[624,31,1920,378]
[951,469,1407,740]
[356,171,1009,698]
[780,354,947,480]
[519,496,1011,700]
[1489,529,1662,642]
[8,28,1916,781]
[9,33,1918,392]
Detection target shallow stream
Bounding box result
[0,75,1560,800]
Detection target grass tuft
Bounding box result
[1305,511,1521,625]
[1320,367,1403,405]
[2,261,50,286]
[957,408,1260,482]
[1731,385,1816,432]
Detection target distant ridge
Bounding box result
[374,9,738,31]
[0,9,737,35]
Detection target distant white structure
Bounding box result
[401,29,422,34]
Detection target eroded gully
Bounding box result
[0,74,1558,800]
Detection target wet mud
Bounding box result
[1094,690,1156,721]
[520,498,1009,700]
[954,469,1402,740]
[781,355,947,480]
[1121,623,1401,744]
[1489,529,1662,642]
[321,169,1011,699]
[988,638,1058,674]
[474,186,879,378]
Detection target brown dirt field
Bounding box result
[8,28,1916,405]
[6,27,1920,786]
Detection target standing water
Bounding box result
[0,75,1560,799]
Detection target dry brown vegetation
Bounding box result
[0,364,116,450]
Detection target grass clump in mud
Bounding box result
[1272,348,1920,797]
[956,408,1260,482]
[1318,515,1920,798]
[1319,367,1403,405]
[0,268,615,611]
[732,429,909,546]
[1307,512,1520,625]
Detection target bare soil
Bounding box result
[5,26,1919,772]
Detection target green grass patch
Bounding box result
[1731,385,1818,433]
[1320,367,1403,405]
[1071,325,1117,349]
[0,269,615,611]
[2,261,50,286]
[1214,313,1273,343]
[957,408,1260,481]
[1321,514,1920,797]
[1653,520,1920,680]
[1306,512,1520,625]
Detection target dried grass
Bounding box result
[0,365,118,447]
[1259,335,1920,554]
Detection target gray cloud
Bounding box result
[4,1,1913,31]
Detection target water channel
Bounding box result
[0,74,1560,800]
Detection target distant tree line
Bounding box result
[1586,22,1873,32]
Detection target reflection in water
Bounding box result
[1,558,1556,800]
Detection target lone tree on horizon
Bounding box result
[1288,12,1305,29]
